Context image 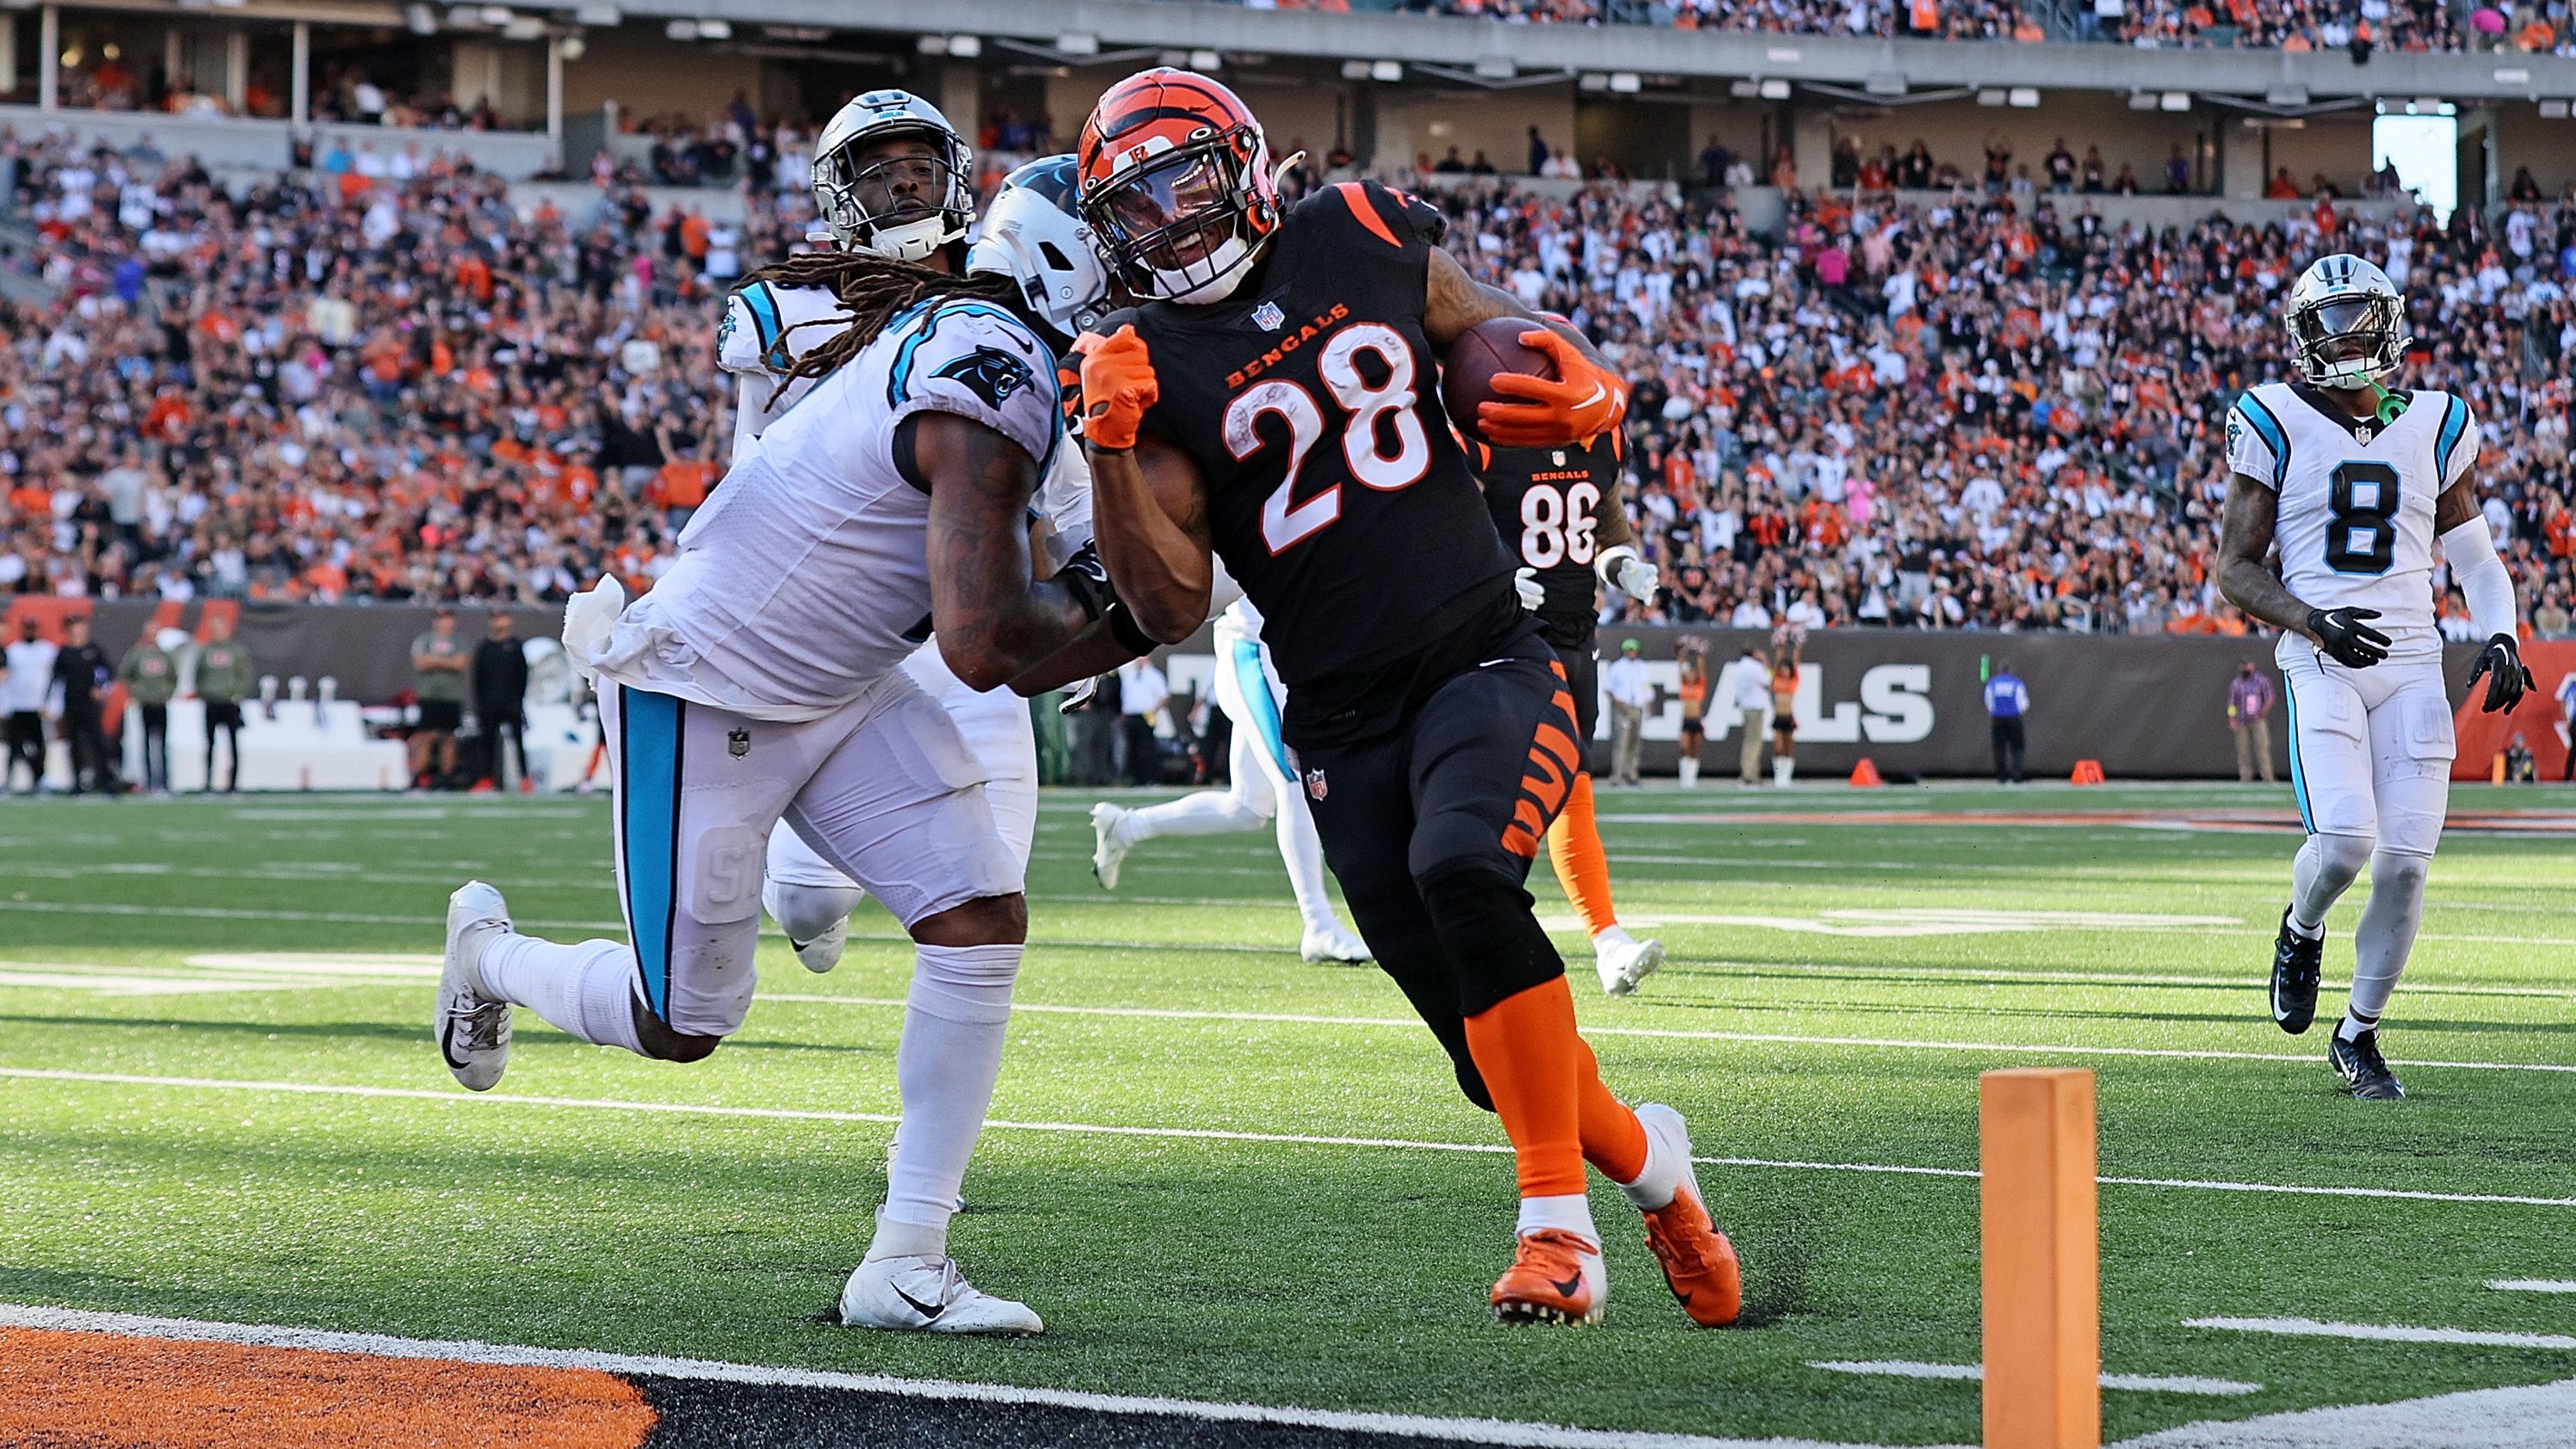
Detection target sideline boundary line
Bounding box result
[7,1068,2573,1209]
[0,1303,1931,1449]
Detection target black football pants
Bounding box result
[1296,634,1584,1112]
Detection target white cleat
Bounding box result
[437,881,515,1092]
[840,1255,1042,1336]
[1089,802,1132,890]
[1592,927,1665,997]
[763,882,848,974]
[1300,923,1373,964]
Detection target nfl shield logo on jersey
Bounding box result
[728,727,751,758]
[1303,767,1328,801]
[1251,299,1286,332]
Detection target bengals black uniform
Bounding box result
[1103,179,1585,1092]
[1476,434,1625,744]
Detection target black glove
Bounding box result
[1051,541,1116,624]
[2307,607,2391,669]
[2468,632,2534,714]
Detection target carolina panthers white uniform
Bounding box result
[2227,382,2475,856]
[721,280,1079,901]
[562,295,1058,1034]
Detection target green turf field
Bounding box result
[3,783,2572,1446]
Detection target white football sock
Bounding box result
[479,934,648,1054]
[2289,831,2372,936]
[863,1206,948,1264]
[883,941,1023,1232]
[1272,789,1344,934]
[2347,849,2429,1027]
[1516,1193,1600,1246]
[1121,788,1264,843]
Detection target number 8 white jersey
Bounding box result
[2227,381,2475,663]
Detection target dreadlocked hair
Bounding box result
[734,250,1024,409]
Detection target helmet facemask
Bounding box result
[1086,136,1274,305]
[2289,291,2406,390]
[815,128,973,262]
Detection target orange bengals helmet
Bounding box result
[1076,68,1281,305]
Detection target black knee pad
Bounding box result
[1415,862,1565,1019]
[631,997,723,1063]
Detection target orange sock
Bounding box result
[1573,1035,1648,1184]
[1462,977,1591,1199]
[1543,772,1619,937]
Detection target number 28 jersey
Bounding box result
[1098,181,1518,734]
[2227,380,2476,663]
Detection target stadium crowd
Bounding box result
[3,121,2572,642]
[1387,0,2573,52]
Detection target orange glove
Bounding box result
[1072,325,1158,451]
[1476,328,1628,448]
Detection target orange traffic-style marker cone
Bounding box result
[2069,760,2105,786]
[1850,757,1884,788]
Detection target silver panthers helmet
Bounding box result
[2286,254,2410,389]
[967,154,1112,343]
[812,89,973,262]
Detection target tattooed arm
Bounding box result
[911,412,1097,692]
[2215,472,2320,643]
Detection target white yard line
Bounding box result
[758,994,2576,1077]
[1806,1361,2259,1396]
[2112,1376,2576,1449]
[2489,1280,2576,1293]
[2184,1317,2576,1349]
[4,1068,2572,1208]
[0,1303,1941,1449]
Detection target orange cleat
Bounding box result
[1643,1186,1740,1327]
[1491,1228,1605,1326]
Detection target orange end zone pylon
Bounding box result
[1849,758,1883,788]
[1980,1068,2099,1449]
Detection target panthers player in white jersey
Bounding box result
[2218,253,2534,1100]
[726,154,1111,975]
[1088,597,1373,964]
[436,93,1130,1334]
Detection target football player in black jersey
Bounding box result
[1068,68,1738,1328]
[1473,425,1668,997]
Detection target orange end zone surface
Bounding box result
[0,1328,658,1449]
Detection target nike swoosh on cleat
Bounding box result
[1547,1273,1584,1298]
[891,1284,946,1323]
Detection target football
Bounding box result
[1441,315,1557,441]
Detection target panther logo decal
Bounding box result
[935,346,1035,410]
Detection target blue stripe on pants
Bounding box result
[1232,638,1293,781]
[2283,675,2314,834]
[617,686,685,1018]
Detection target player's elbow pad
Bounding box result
[2437,516,2517,643]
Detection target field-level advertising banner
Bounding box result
[22,598,2561,781]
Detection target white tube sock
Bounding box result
[882,941,1024,1233]
[1516,1193,1600,1246]
[2346,849,2430,1029]
[2290,831,2373,936]
[479,934,648,1055]
[1121,788,1267,842]
[1677,757,1700,788]
[1272,790,1343,935]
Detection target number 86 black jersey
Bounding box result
[1474,433,1621,651]
[1097,180,1519,730]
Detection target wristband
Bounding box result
[1104,601,1159,657]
